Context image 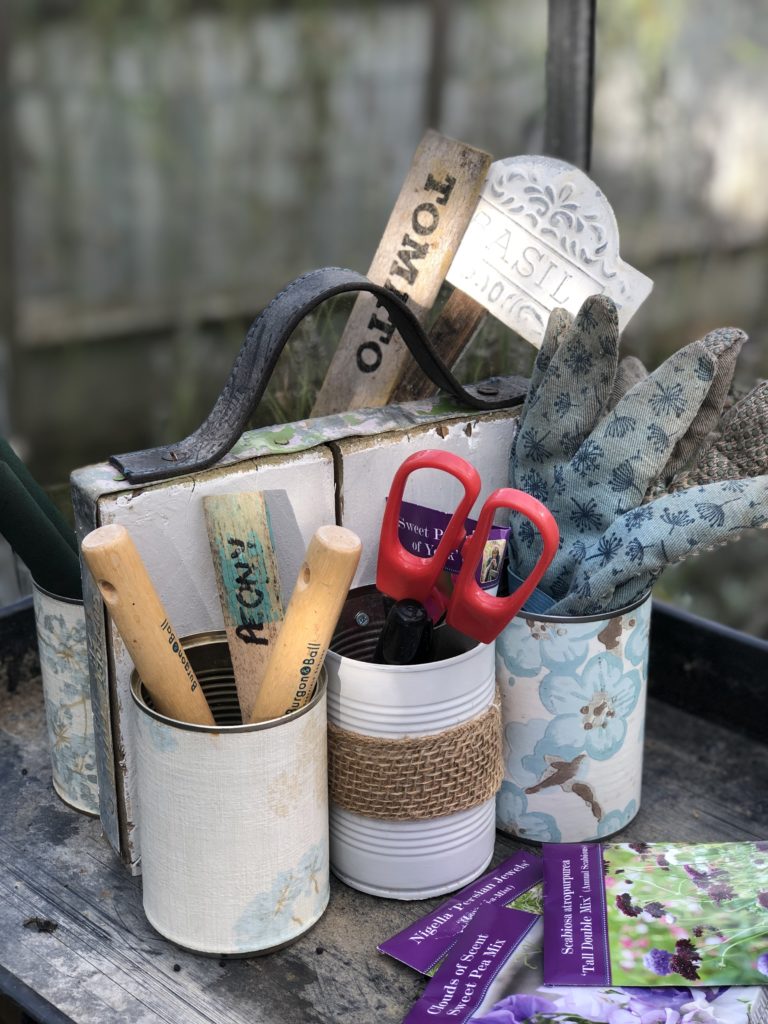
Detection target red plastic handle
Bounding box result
[446,488,559,644]
[376,450,481,605]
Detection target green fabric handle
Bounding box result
[0,438,78,554]
[0,463,82,599]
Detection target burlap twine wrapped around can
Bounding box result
[328,694,503,820]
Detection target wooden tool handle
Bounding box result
[81,524,215,726]
[247,525,362,723]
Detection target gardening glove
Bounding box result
[549,475,768,616]
[669,380,768,490]
[509,294,745,601]
[607,355,648,411]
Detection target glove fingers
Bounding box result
[521,294,620,461]
[674,379,768,489]
[584,334,737,512]
[607,355,648,411]
[661,327,747,483]
[521,307,574,418]
[510,307,573,476]
[550,476,768,615]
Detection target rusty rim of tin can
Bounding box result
[130,630,326,733]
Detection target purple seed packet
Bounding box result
[401,905,540,1024]
[543,841,768,987]
[379,850,542,975]
[398,500,508,591]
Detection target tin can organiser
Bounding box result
[32,582,100,816]
[325,588,501,901]
[131,633,329,956]
[495,593,652,844]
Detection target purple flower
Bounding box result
[754,841,768,852]
[656,854,670,870]
[643,948,673,975]
[615,892,642,917]
[670,954,700,981]
[708,882,736,905]
[682,863,708,882]
[757,891,768,910]
[624,987,693,1013]
[757,953,768,977]
[472,994,554,1024]
[642,901,666,919]
[629,842,650,855]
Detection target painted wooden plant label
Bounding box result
[311,130,491,415]
[203,492,284,721]
[446,155,653,347]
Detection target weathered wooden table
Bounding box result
[1,598,766,1024]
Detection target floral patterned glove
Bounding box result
[508,294,745,603]
[549,475,768,616]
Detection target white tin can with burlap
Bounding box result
[131,632,329,956]
[325,588,502,900]
[32,582,100,816]
[495,593,652,844]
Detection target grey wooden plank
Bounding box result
[1,666,766,1023]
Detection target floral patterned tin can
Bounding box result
[32,582,100,816]
[131,633,329,956]
[495,593,651,844]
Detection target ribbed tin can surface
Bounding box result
[495,593,651,843]
[326,589,497,900]
[32,583,100,816]
[131,633,329,955]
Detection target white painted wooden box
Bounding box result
[71,396,521,871]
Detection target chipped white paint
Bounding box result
[71,397,522,870]
[74,448,336,870]
[447,155,653,347]
[133,658,328,955]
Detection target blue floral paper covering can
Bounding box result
[131,633,329,956]
[495,594,651,843]
[32,583,100,816]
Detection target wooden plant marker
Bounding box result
[311,130,491,416]
[203,492,284,721]
[445,155,653,348]
[392,288,487,403]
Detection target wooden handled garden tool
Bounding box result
[81,524,215,726]
[246,525,361,723]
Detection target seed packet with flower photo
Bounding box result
[469,931,758,1024]
[542,841,768,987]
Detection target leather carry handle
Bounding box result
[110,267,527,484]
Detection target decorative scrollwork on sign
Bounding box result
[448,155,653,348]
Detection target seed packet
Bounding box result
[379,849,542,975]
[398,500,509,591]
[401,905,541,1024]
[542,841,768,986]
[470,930,759,1024]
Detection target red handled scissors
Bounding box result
[376,450,559,645]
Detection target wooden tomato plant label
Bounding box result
[311,130,491,415]
[446,155,653,347]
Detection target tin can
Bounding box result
[131,632,329,956]
[495,593,652,843]
[32,582,99,816]
[325,589,498,900]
